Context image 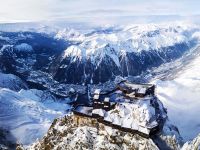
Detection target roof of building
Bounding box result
[137,88,147,94]
[104,97,110,102]
[94,89,101,95]
[92,109,105,117]
[73,81,159,137]
[93,94,100,100]
[118,81,154,90]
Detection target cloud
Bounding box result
[0,0,200,23]
[78,9,131,17]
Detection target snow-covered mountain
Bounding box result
[1,22,200,149]
[52,23,200,83]
[1,23,200,85]
[23,100,182,150]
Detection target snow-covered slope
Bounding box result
[0,22,199,84]
[0,88,70,146]
[61,23,199,61]
[154,46,200,141]
[0,72,28,91]
[51,23,200,84]
[1,22,200,149]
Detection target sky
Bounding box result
[0,0,200,23]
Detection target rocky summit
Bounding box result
[19,81,183,150]
[0,22,200,150]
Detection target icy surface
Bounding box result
[0,88,70,145]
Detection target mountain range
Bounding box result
[0,22,200,149]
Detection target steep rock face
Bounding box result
[59,42,191,84]
[152,120,183,150]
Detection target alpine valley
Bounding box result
[0,22,200,150]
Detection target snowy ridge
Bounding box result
[25,114,160,150]
[61,23,200,67]
[55,28,85,42]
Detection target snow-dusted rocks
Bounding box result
[16,80,184,149]
[24,112,183,150]
[62,23,197,60]
[61,23,200,62]
[24,114,160,150]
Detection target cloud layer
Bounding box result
[0,0,200,23]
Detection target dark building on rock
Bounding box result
[72,81,163,138]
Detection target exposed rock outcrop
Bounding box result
[23,113,182,150]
